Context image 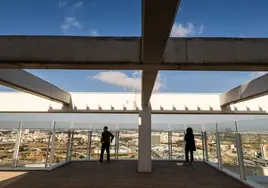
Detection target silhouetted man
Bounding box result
[184,127,196,166]
[99,126,114,163]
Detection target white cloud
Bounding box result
[90,71,165,92]
[171,22,204,37]
[57,0,68,7]
[61,17,81,33]
[73,1,83,8]
[250,72,267,78]
[90,30,100,36]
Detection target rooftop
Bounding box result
[1,161,247,188]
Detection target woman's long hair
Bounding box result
[186,127,193,135]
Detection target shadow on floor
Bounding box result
[1,161,248,188]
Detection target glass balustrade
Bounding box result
[118,129,138,159]
[1,118,268,187]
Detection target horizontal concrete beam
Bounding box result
[141,0,180,107]
[0,69,71,104]
[1,37,268,71]
[220,73,268,106]
[165,38,268,64]
[142,70,158,105]
[0,36,139,64]
[0,109,266,115]
[141,0,180,63]
[0,92,267,114]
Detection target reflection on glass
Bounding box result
[118,130,138,159]
[0,129,17,167]
[17,129,50,167]
[151,131,168,159]
[219,131,238,166]
[241,133,268,176]
[72,130,89,160]
[172,132,184,160]
[207,133,218,163]
[53,131,68,164]
[194,134,203,161]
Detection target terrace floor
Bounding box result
[0,160,248,188]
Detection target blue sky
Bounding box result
[0,0,267,93]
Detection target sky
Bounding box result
[0,0,268,125]
[0,0,268,93]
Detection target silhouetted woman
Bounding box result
[184,127,196,166]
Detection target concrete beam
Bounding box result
[165,37,268,65]
[220,73,268,106]
[142,70,158,106]
[141,0,181,63]
[141,0,180,105]
[0,69,71,104]
[1,37,268,71]
[0,36,139,65]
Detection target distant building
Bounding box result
[151,135,160,146]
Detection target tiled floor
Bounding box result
[1,161,248,188]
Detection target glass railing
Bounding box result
[118,129,138,159]
[1,118,268,187]
[205,123,218,164]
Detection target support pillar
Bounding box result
[138,105,152,172]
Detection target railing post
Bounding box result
[216,123,223,169]
[45,130,52,168]
[201,132,205,161]
[235,121,246,180]
[183,126,186,160]
[69,130,74,160]
[168,131,172,160]
[49,121,56,167]
[88,130,92,159]
[204,132,209,162]
[116,130,120,159]
[12,121,22,168]
[66,130,71,161]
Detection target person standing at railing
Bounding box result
[99,126,114,164]
[183,127,196,166]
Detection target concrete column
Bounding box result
[138,105,152,172]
